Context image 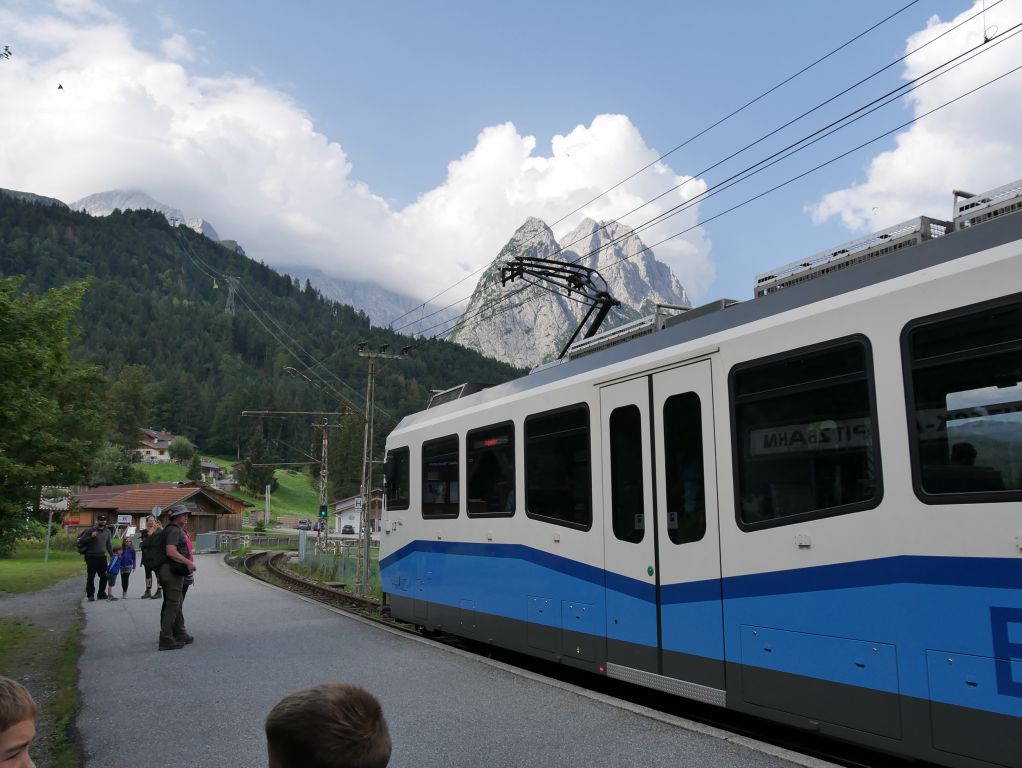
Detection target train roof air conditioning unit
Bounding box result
[426,382,487,409]
[565,304,688,362]
[754,216,950,298]
[953,178,1022,229]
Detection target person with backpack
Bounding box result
[77,514,114,602]
[139,516,163,599]
[156,504,197,651]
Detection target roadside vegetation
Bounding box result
[0,613,83,768]
[0,562,83,768]
[289,547,382,601]
[0,618,41,668]
[50,623,82,768]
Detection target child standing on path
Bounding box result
[105,546,122,600]
[119,536,137,598]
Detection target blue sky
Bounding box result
[2,0,1021,324]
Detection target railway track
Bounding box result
[241,550,381,616]
[239,550,459,639]
[235,550,919,768]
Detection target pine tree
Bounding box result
[186,453,202,482]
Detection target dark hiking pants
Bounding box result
[85,554,108,598]
[158,564,187,643]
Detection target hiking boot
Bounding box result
[87,596,95,602]
[141,590,151,599]
[158,639,185,651]
[175,633,194,645]
[106,594,118,601]
[153,588,163,599]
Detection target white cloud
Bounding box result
[54,0,115,21]
[0,2,712,304]
[809,0,1022,231]
[160,33,195,62]
[396,117,713,299]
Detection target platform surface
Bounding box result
[77,554,825,768]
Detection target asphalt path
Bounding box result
[77,554,833,768]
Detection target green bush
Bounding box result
[46,531,80,552]
[15,523,78,552]
[253,519,266,533]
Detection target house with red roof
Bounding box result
[66,481,248,534]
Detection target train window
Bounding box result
[422,435,459,518]
[466,422,515,516]
[384,447,410,510]
[904,296,1022,502]
[525,404,592,530]
[610,405,644,543]
[731,337,882,529]
[663,393,705,544]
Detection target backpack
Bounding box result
[76,528,93,555]
[147,527,168,570]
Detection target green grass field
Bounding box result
[139,461,189,482]
[0,546,84,594]
[140,457,320,521]
[229,468,320,519]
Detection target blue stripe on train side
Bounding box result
[380,541,1022,716]
[382,541,1022,601]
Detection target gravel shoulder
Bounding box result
[0,574,84,768]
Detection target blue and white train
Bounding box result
[380,178,1022,768]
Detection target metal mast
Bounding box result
[355,343,410,595]
[318,419,329,535]
[224,276,240,315]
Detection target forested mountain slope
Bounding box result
[0,196,523,497]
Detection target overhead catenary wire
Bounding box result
[233,281,388,418]
[172,230,397,423]
[418,26,1022,340]
[393,0,1009,338]
[386,0,923,332]
[424,58,1022,344]
[173,233,358,409]
[520,0,1013,276]
[542,20,1022,273]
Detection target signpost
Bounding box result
[39,487,70,563]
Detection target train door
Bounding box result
[601,376,658,673]
[601,360,726,702]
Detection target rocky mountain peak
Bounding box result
[449,217,689,368]
[71,189,222,242]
